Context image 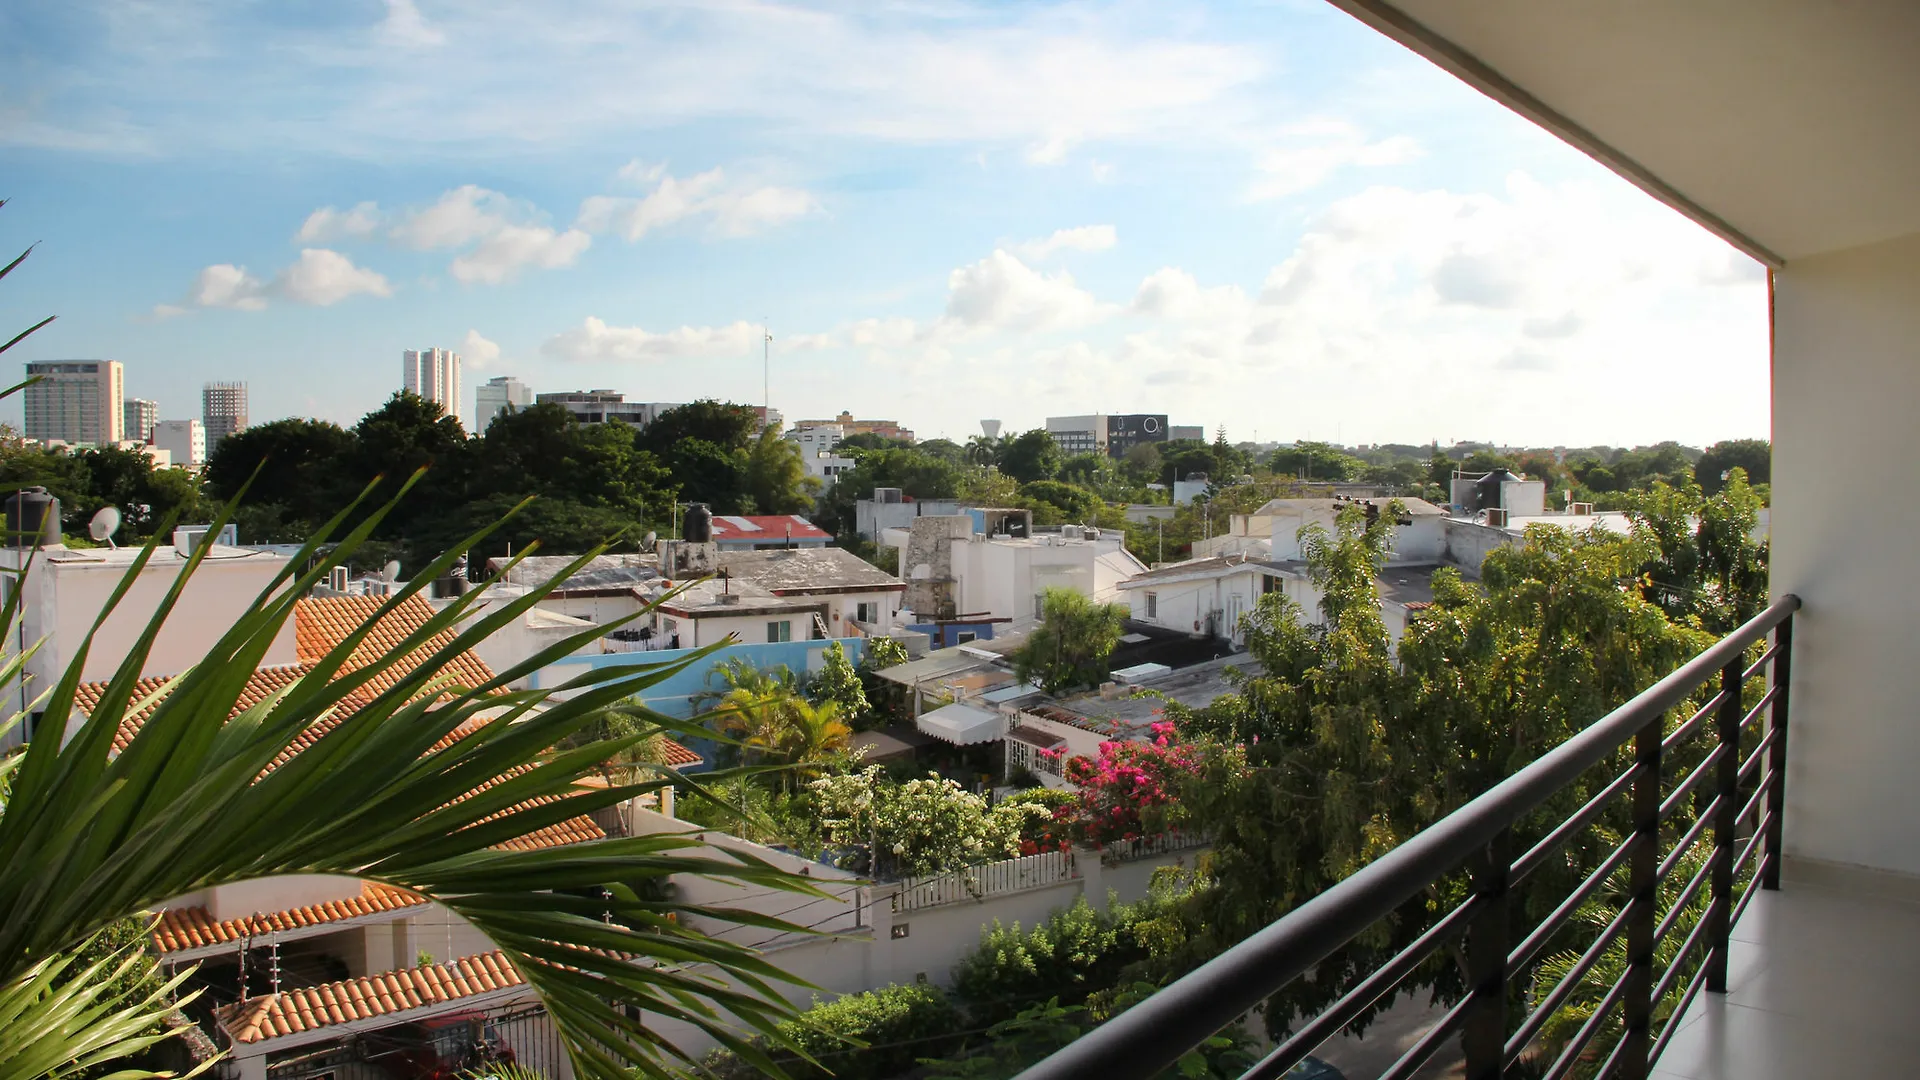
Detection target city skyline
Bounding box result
[2,2,1768,447]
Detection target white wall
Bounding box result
[1126,571,1264,642]
[1773,230,1920,876]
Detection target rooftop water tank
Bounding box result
[684,503,713,543]
[1475,469,1521,512]
[5,487,61,548]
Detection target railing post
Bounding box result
[1461,828,1511,1080]
[1621,716,1662,1079]
[1763,614,1793,890]
[1705,655,1744,993]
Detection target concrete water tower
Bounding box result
[980,419,1001,440]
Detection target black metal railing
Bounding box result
[1018,594,1798,1080]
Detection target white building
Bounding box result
[786,424,859,488]
[23,360,124,445]
[202,381,247,454]
[474,374,533,431]
[887,512,1147,624]
[122,397,158,442]
[0,507,294,751]
[856,487,966,541]
[1045,414,1107,456]
[151,418,206,468]
[536,389,655,426]
[402,347,462,418]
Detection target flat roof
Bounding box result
[715,547,904,593]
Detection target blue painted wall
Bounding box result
[906,622,998,649]
[529,638,870,772]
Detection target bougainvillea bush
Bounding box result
[1053,722,1206,844]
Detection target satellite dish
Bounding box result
[88,506,122,549]
[382,560,402,583]
[642,530,658,552]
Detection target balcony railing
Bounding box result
[1019,595,1799,1080]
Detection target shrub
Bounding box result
[692,982,963,1080]
[950,899,1136,1024]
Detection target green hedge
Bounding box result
[690,982,963,1080]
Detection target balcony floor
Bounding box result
[1654,863,1920,1079]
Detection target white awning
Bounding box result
[915,702,1006,746]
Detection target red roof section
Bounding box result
[707,514,832,542]
[152,882,429,955]
[217,950,526,1044]
[294,594,499,700]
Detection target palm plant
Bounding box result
[0,238,824,1080]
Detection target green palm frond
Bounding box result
[0,476,825,1080]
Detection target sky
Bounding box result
[0,0,1770,449]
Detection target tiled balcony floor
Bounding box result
[1653,864,1920,1079]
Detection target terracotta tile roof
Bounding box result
[71,664,365,758]
[151,882,428,955]
[657,737,703,768]
[294,594,499,701]
[217,950,526,1045]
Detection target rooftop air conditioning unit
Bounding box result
[1484,507,1510,528]
[172,523,238,555]
[1569,502,1595,515]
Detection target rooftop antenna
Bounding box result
[88,506,122,550]
[763,318,772,424]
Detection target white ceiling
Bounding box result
[1328,0,1920,264]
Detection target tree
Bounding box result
[1121,443,1162,487]
[997,430,1062,484]
[1624,469,1769,632]
[1017,479,1099,526]
[1164,503,1718,1035]
[0,488,824,1079]
[203,417,359,529]
[1012,588,1129,694]
[811,641,870,719]
[744,425,818,514]
[1695,438,1770,495]
[1268,441,1364,482]
[965,434,1002,468]
[837,432,915,453]
[70,446,206,540]
[812,449,964,538]
[634,399,759,457]
[1055,725,1207,844]
[809,766,1040,878]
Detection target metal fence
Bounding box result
[1021,596,1800,1080]
[892,848,1079,913]
[1099,829,1208,866]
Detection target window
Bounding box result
[956,631,977,645]
[767,620,792,643]
[1145,591,1158,618]
[856,601,876,623]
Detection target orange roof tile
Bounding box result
[657,737,703,768]
[294,594,499,702]
[217,950,526,1044]
[71,664,363,757]
[151,882,429,955]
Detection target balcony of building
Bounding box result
[1019,3,1920,1078]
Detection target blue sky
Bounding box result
[0,0,1769,447]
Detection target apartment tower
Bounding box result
[202,382,248,455]
[474,375,533,432]
[403,348,462,419]
[23,360,124,445]
[123,397,159,443]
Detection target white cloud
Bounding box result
[295,201,382,243]
[170,249,389,312]
[450,225,591,284]
[188,263,268,310]
[542,317,761,364]
[461,329,502,369]
[379,0,445,48]
[277,248,393,305]
[389,185,517,250]
[941,249,1112,335]
[1246,121,1422,201]
[616,159,667,185]
[575,167,818,242]
[1017,225,1117,260]
[1130,267,1250,322]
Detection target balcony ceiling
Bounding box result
[1327,0,1920,265]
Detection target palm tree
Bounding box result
[773,699,852,783]
[965,434,1001,468]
